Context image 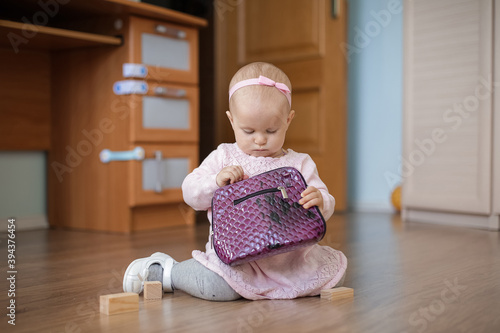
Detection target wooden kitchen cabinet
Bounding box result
[0,0,206,232]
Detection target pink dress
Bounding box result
[182,143,347,300]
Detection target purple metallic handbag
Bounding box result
[211,167,326,266]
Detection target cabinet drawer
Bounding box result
[130,82,198,143]
[129,144,198,206]
[131,203,195,231]
[129,16,198,84]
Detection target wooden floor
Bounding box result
[1,212,500,333]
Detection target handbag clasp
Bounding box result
[277,186,288,199]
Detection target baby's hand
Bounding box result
[299,186,324,212]
[216,165,249,187]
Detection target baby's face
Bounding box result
[227,92,294,158]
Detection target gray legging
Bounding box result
[171,259,242,301]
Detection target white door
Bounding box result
[403,0,493,214]
[494,0,500,215]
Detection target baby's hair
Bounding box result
[229,62,292,110]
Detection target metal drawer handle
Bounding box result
[154,86,187,98]
[155,150,163,193]
[155,24,187,39]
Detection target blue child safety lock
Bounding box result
[100,147,145,163]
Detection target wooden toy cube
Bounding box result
[320,287,354,301]
[144,281,163,301]
[100,292,139,315]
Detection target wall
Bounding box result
[0,151,48,229]
[347,0,403,211]
[0,0,402,228]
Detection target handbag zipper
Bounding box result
[233,186,288,205]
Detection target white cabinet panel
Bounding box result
[142,157,189,191]
[141,33,190,71]
[494,0,500,215]
[403,0,493,214]
[142,96,190,130]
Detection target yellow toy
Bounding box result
[391,185,401,211]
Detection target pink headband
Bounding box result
[229,75,292,106]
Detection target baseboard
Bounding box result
[402,209,500,231]
[350,202,394,213]
[0,214,49,232]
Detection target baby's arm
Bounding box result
[182,149,223,211]
[299,155,336,220]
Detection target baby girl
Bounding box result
[123,62,347,301]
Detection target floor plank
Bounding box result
[1,212,499,332]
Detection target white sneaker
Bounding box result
[123,252,177,294]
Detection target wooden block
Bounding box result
[320,287,354,301]
[100,292,139,315]
[144,281,163,301]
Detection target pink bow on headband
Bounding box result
[229,75,292,106]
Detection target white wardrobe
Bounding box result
[402,0,499,230]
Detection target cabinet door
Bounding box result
[215,0,348,210]
[129,144,198,206]
[238,0,324,63]
[403,0,493,214]
[129,16,198,84]
[130,83,198,143]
